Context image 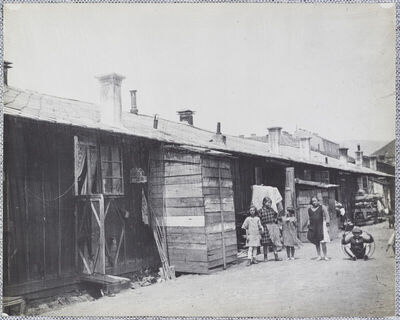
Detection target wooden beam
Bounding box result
[285,167,295,210]
[217,161,226,270]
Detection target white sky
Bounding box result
[4,3,396,142]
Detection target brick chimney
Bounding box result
[97,73,125,126]
[339,147,349,165]
[355,144,363,167]
[177,110,195,126]
[130,90,138,114]
[3,61,12,86]
[268,127,282,154]
[299,137,311,160]
[369,156,377,171]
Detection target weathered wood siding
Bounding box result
[149,147,237,273]
[202,156,237,269]
[4,116,160,296]
[149,148,208,273]
[4,117,76,296]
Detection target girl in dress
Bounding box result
[259,196,283,261]
[242,206,264,266]
[282,207,302,260]
[307,196,330,261]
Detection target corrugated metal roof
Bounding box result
[3,85,392,178]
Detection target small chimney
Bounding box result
[299,137,311,160]
[268,127,282,154]
[369,156,377,171]
[216,122,221,135]
[153,114,159,129]
[355,144,363,167]
[97,73,125,126]
[177,110,195,126]
[3,61,12,86]
[130,90,138,114]
[339,147,349,164]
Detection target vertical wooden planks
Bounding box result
[285,167,296,210]
[202,156,237,271]
[152,147,209,274]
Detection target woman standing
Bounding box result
[259,196,283,261]
[307,196,330,261]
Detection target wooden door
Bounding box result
[296,189,315,242]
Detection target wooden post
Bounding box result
[217,161,227,269]
[285,167,295,210]
[97,195,106,274]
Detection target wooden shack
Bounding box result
[148,145,237,274]
[4,116,160,297]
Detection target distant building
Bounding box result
[371,139,395,169]
[294,129,340,159]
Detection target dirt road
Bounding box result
[44,222,395,317]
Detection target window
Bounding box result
[362,176,368,192]
[75,138,100,195]
[75,136,124,196]
[100,145,124,195]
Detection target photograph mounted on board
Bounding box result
[2,2,396,317]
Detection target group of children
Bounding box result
[241,196,301,266]
[242,196,391,265]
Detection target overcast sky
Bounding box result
[4,3,396,142]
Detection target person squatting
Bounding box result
[341,226,374,261]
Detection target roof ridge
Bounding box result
[5,85,97,106]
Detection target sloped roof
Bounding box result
[3,85,391,178]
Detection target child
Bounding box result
[242,206,264,266]
[282,207,302,260]
[259,196,283,261]
[342,226,374,260]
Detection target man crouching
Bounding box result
[342,226,374,261]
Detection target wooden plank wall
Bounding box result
[103,137,160,275]
[4,117,76,296]
[202,156,237,270]
[4,117,161,296]
[149,147,209,274]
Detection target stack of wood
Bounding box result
[353,191,382,225]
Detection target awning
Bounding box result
[295,178,339,189]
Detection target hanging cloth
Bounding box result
[251,185,283,212]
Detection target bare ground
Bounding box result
[43,222,395,317]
